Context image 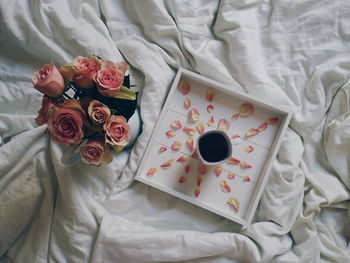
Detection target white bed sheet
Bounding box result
[0,0,349,262]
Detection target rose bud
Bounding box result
[47,100,85,144]
[80,137,112,166]
[95,61,128,97]
[32,63,65,98]
[35,96,58,125]
[88,100,111,126]
[73,55,101,88]
[104,115,130,146]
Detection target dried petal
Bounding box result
[227,157,241,165]
[191,151,199,159]
[227,197,240,212]
[188,108,200,122]
[194,186,201,197]
[178,176,187,183]
[146,167,157,176]
[214,166,222,177]
[185,165,191,173]
[186,137,195,151]
[196,175,202,186]
[160,159,174,170]
[267,117,279,125]
[227,172,235,180]
[165,130,176,138]
[257,122,268,132]
[217,119,230,132]
[206,89,214,102]
[245,146,254,153]
[177,155,189,163]
[170,120,182,130]
[178,79,191,95]
[220,180,231,193]
[207,104,214,113]
[245,128,259,137]
[159,147,167,153]
[183,127,196,136]
[243,176,251,182]
[184,97,191,109]
[198,163,208,175]
[231,113,240,121]
[208,116,215,126]
[241,161,252,168]
[171,141,182,151]
[239,103,254,117]
[196,122,205,135]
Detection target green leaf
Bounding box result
[112,145,124,154]
[113,86,136,100]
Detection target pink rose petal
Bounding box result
[191,151,199,159]
[220,180,231,193]
[206,89,214,102]
[239,103,254,117]
[217,119,230,132]
[198,163,208,175]
[160,159,174,170]
[208,116,215,126]
[171,141,182,151]
[194,186,201,197]
[159,147,167,153]
[267,117,279,125]
[186,137,195,151]
[185,165,191,173]
[196,122,205,135]
[257,122,268,132]
[227,172,235,180]
[243,176,251,182]
[178,175,187,183]
[227,197,240,212]
[231,113,240,121]
[184,97,191,109]
[183,127,196,136]
[245,128,259,137]
[214,166,222,177]
[241,161,252,168]
[177,155,189,163]
[178,79,191,95]
[196,175,202,186]
[227,157,241,165]
[165,130,176,138]
[207,104,214,113]
[188,108,200,122]
[170,120,182,130]
[245,146,254,153]
[146,167,157,176]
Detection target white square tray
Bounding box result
[136,68,292,227]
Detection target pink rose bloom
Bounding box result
[32,63,65,98]
[35,96,58,125]
[73,55,101,88]
[104,115,130,146]
[95,61,128,97]
[88,100,111,126]
[80,137,112,166]
[47,100,85,144]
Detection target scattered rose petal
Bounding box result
[191,151,199,159]
[239,103,254,117]
[208,116,215,126]
[220,180,231,193]
[170,120,182,130]
[214,166,222,177]
[146,168,157,176]
[196,175,202,186]
[183,127,196,136]
[188,108,200,122]
[160,159,174,170]
[178,79,191,95]
[194,186,201,197]
[267,117,279,125]
[171,141,182,151]
[257,122,268,132]
[178,176,187,183]
[186,137,195,151]
[245,128,259,137]
[227,172,235,180]
[207,105,214,113]
[231,113,240,121]
[184,97,191,109]
[196,122,205,135]
[241,161,252,168]
[217,119,230,131]
[206,89,214,102]
[177,155,189,163]
[185,165,191,173]
[231,135,242,145]
[243,176,251,182]
[227,157,241,165]
[227,197,240,212]
[245,146,254,153]
[165,130,176,138]
[159,147,167,153]
[198,163,208,175]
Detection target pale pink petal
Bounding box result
[227,172,235,180]
[183,127,196,136]
[177,155,189,163]
[160,159,174,170]
[208,116,215,126]
[206,89,214,102]
[243,176,251,182]
[194,186,201,197]
[186,137,195,151]
[239,103,254,117]
[267,117,279,125]
[170,120,182,130]
[245,146,254,153]
[227,197,240,212]
[188,108,200,122]
[159,147,167,153]
[245,128,259,137]
[207,104,214,113]
[231,113,240,121]
[257,122,268,132]
[241,161,252,168]
[231,135,241,145]
[165,130,176,138]
[178,176,187,183]
[146,167,157,176]
[227,157,241,165]
[217,119,230,131]
[185,165,191,173]
[220,180,231,193]
[196,122,205,135]
[214,166,222,177]
[171,141,182,151]
[191,151,199,159]
[198,163,208,175]
[178,79,191,95]
[184,97,191,109]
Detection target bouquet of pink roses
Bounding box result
[33,55,137,166]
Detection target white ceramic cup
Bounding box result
[196,130,232,166]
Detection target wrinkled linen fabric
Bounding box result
[0,0,350,262]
